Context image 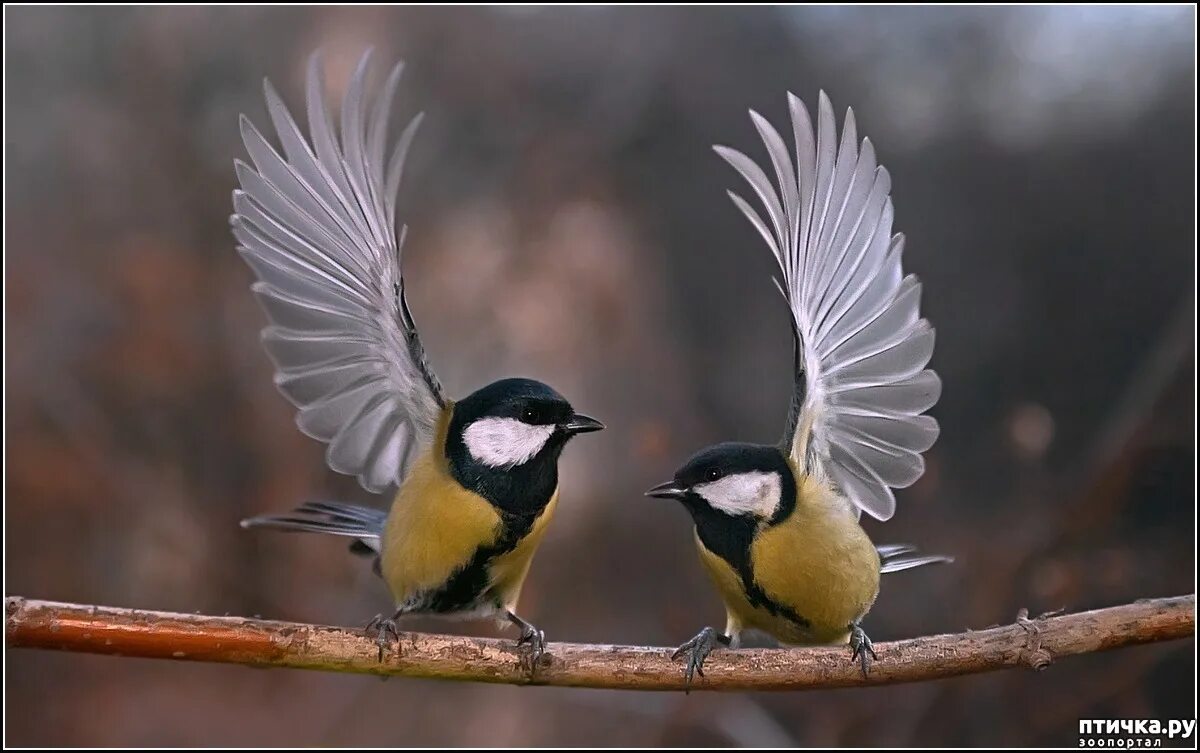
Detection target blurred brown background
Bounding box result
[4,5,1195,747]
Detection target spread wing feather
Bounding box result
[232,50,445,494]
[717,92,941,520]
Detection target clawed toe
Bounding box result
[365,613,401,662]
[849,624,877,677]
[507,611,548,675]
[672,627,729,691]
[516,625,546,671]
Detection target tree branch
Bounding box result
[6,594,1193,691]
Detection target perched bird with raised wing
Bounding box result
[647,92,950,684]
[233,51,603,665]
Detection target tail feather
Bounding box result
[294,500,387,527]
[877,543,953,574]
[241,501,386,553]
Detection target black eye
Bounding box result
[521,408,537,423]
[705,468,722,482]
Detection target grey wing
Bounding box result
[716,92,941,521]
[232,50,446,494]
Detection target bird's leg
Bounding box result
[507,611,547,673]
[848,622,877,677]
[364,609,404,662]
[671,626,731,691]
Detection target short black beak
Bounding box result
[562,413,605,435]
[645,480,687,500]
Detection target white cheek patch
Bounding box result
[463,417,556,469]
[695,471,782,518]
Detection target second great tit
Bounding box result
[232,51,603,665]
[647,92,950,684]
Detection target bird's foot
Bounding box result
[849,623,877,677]
[516,623,546,673]
[507,611,547,674]
[671,626,730,692]
[364,613,401,662]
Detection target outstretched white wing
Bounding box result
[716,92,940,521]
[231,51,446,494]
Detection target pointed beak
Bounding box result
[645,480,687,500]
[561,413,605,435]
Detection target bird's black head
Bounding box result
[646,442,795,524]
[447,377,603,514]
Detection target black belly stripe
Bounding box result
[692,507,811,630]
[410,506,544,613]
[745,581,811,628]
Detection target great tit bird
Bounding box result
[647,92,950,684]
[232,51,603,665]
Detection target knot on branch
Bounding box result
[1015,607,1056,671]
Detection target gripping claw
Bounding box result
[365,613,402,662]
[849,623,877,677]
[508,611,547,675]
[671,626,730,691]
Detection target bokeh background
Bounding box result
[5,5,1195,747]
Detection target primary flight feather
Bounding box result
[232,52,442,494]
[716,91,940,521]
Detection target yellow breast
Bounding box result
[488,489,559,611]
[377,407,560,612]
[695,472,881,645]
[379,408,502,605]
[694,533,770,637]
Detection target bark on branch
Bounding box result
[5,594,1194,691]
